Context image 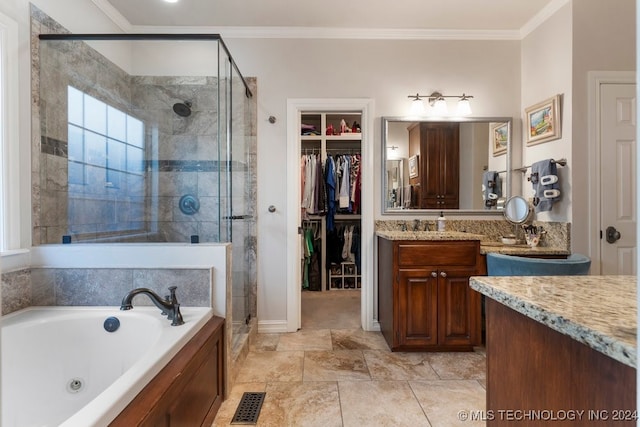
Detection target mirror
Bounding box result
[382,117,512,214]
[503,196,534,225]
[385,159,404,208]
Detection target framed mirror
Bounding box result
[382,116,512,214]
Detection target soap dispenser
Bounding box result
[437,211,446,232]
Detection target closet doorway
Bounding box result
[286,99,375,332]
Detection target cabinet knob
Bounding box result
[431,271,437,278]
[440,271,447,278]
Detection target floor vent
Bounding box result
[231,391,266,424]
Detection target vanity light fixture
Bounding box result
[407,91,474,116]
[408,93,425,115]
[164,0,179,3]
[456,94,473,116]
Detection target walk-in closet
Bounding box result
[299,111,362,293]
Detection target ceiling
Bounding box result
[104,0,558,34]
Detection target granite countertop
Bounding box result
[479,242,570,256]
[469,275,637,368]
[375,231,569,256]
[375,230,485,241]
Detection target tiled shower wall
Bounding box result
[33,7,256,245]
[31,5,258,325]
[0,267,212,316]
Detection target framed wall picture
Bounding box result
[408,155,419,178]
[490,122,509,156]
[525,94,562,146]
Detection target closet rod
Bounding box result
[515,158,567,173]
[325,148,360,153]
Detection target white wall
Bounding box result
[571,0,635,256]
[9,0,636,327]
[521,3,573,224]
[222,37,521,324]
[4,0,524,326]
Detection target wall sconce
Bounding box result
[407,92,474,116]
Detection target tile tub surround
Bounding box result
[470,275,637,368]
[1,267,212,315]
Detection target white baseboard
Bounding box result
[257,320,289,333]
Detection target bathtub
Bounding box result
[2,306,213,427]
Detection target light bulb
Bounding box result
[433,98,448,116]
[164,0,179,3]
[410,98,425,115]
[456,98,472,116]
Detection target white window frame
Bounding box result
[0,12,20,254]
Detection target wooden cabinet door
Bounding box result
[420,123,459,209]
[437,266,480,347]
[397,268,438,347]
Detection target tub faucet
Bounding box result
[120,286,185,326]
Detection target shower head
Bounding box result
[172,101,192,117]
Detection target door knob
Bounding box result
[431,271,437,278]
[606,226,621,243]
[440,271,447,278]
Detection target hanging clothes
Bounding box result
[351,154,361,214]
[301,153,321,216]
[338,155,351,209]
[325,156,337,231]
[302,226,314,289]
[351,225,361,272]
[342,225,354,262]
[314,154,326,215]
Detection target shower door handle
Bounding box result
[223,214,253,220]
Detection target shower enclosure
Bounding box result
[34,33,256,351]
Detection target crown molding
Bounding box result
[90,0,563,41]
[520,0,571,38]
[129,25,522,40]
[90,0,133,32]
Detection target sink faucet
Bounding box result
[120,286,185,326]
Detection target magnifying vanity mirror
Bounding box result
[382,116,512,214]
[503,196,534,225]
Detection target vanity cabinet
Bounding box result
[378,238,483,351]
[408,122,459,209]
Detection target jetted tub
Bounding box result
[2,306,213,427]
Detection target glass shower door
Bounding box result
[219,46,255,352]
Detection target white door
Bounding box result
[600,83,636,275]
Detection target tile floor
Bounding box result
[213,290,486,427]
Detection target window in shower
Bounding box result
[67,85,145,237]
